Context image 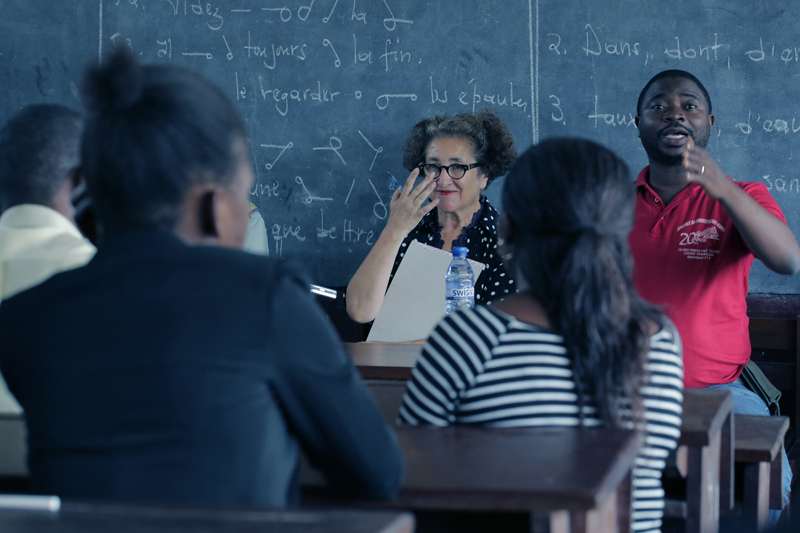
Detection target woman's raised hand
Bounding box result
[385,168,439,238]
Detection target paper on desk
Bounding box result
[367,240,485,342]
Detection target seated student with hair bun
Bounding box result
[346,109,518,324]
[0,48,403,508]
[399,138,684,533]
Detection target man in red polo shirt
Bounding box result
[630,69,800,517]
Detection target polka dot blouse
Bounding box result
[389,197,516,305]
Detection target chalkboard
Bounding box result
[1,0,799,294]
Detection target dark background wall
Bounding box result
[2,1,799,293]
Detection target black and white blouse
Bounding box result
[389,197,515,304]
[399,305,684,533]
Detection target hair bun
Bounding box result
[82,45,143,113]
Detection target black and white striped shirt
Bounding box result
[398,305,684,533]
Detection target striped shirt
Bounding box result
[399,305,684,533]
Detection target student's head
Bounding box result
[0,104,83,218]
[502,138,659,425]
[80,47,252,247]
[636,70,714,165]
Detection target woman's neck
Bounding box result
[437,197,482,232]
[493,292,551,329]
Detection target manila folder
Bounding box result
[367,240,485,342]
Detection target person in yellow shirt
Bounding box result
[0,104,96,475]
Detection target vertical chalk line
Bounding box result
[98,0,103,63]
[529,0,539,145]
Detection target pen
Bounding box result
[388,172,402,192]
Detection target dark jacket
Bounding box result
[0,229,403,507]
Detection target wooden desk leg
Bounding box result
[616,471,632,533]
[570,487,619,533]
[719,409,734,512]
[530,510,569,533]
[685,431,721,533]
[743,462,770,532]
[769,450,785,510]
[568,510,586,533]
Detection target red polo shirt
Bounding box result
[629,166,786,388]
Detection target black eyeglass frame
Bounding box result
[417,162,483,180]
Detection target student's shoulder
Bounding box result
[192,246,311,290]
[644,315,684,369]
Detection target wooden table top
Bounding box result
[346,343,419,380]
[391,425,643,513]
[734,414,790,463]
[678,389,734,447]
[0,502,414,533]
[360,381,643,513]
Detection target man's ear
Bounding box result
[198,190,218,237]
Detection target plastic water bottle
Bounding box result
[445,247,475,314]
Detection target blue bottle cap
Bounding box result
[452,247,468,257]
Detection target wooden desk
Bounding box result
[677,388,734,533]
[346,343,419,380]
[357,349,736,533]
[306,423,643,533]
[746,293,800,449]
[734,414,790,531]
[0,502,414,533]
[397,425,642,528]
[313,381,643,533]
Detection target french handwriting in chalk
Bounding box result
[344,179,356,205]
[367,179,388,219]
[313,137,346,166]
[182,52,213,59]
[223,35,233,59]
[382,0,413,31]
[261,142,294,170]
[357,130,383,171]
[235,73,247,100]
[296,176,333,204]
[323,0,339,23]
[375,93,417,110]
[322,39,341,67]
[157,38,172,58]
[317,208,337,239]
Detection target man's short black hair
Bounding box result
[0,104,83,212]
[636,70,712,117]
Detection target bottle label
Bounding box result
[448,287,474,298]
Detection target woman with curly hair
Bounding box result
[346,109,518,324]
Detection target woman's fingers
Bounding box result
[420,197,439,216]
[412,179,436,207]
[402,168,421,193]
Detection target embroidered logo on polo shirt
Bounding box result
[676,218,724,260]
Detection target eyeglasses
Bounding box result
[417,162,482,180]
